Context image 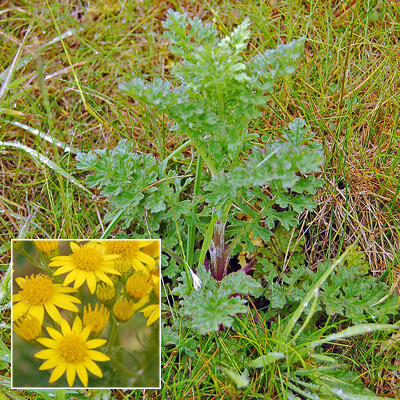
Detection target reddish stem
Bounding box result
[209,220,231,281]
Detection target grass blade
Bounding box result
[309,323,400,349]
[0,21,33,103]
[0,140,91,195]
[6,120,78,154]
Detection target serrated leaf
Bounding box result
[178,267,259,333]
[282,118,315,146]
[164,258,181,279]
[180,287,248,333]
[220,270,262,296]
[147,192,167,213]
[269,283,288,309]
[292,176,324,194]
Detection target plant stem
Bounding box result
[189,134,218,176]
[147,106,164,160]
[168,193,193,291]
[163,139,191,164]
[14,244,54,276]
[209,219,230,280]
[187,156,202,267]
[109,356,140,378]
[107,317,119,354]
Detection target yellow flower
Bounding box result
[126,271,153,299]
[98,240,156,273]
[141,304,160,326]
[83,304,110,334]
[14,314,42,341]
[153,282,160,299]
[114,258,132,274]
[141,240,160,259]
[49,242,121,294]
[150,268,160,285]
[34,240,59,254]
[35,316,110,387]
[113,298,136,323]
[96,283,116,304]
[13,273,81,325]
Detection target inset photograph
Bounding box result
[11,239,160,389]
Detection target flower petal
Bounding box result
[86,272,97,294]
[15,277,27,287]
[12,302,29,320]
[36,338,58,350]
[49,363,67,383]
[66,363,76,387]
[39,357,60,370]
[46,327,64,342]
[44,301,62,325]
[72,316,83,334]
[52,264,76,275]
[86,350,110,361]
[83,358,102,378]
[60,318,72,336]
[35,346,58,360]
[76,362,88,387]
[64,269,80,286]
[28,305,45,325]
[51,293,81,310]
[95,272,114,287]
[86,338,107,349]
[79,326,91,342]
[137,252,156,267]
[70,242,80,252]
[73,272,87,290]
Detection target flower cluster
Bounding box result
[12,239,160,388]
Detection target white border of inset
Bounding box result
[11,238,161,390]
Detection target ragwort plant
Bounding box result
[77,10,326,333]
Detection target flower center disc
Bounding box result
[59,335,87,363]
[21,275,54,305]
[72,247,104,271]
[106,242,139,259]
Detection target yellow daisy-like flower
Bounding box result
[14,314,42,341]
[141,304,160,326]
[149,268,160,285]
[98,240,156,273]
[13,273,81,325]
[34,240,59,254]
[83,304,110,334]
[113,298,136,323]
[49,242,121,294]
[96,283,116,304]
[141,240,160,259]
[126,271,153,299]
[35,316,110,387]
[114,258,132,274]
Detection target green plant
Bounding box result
[261,244,400,324]
[245,244,400,399]
[76,10,324,332]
